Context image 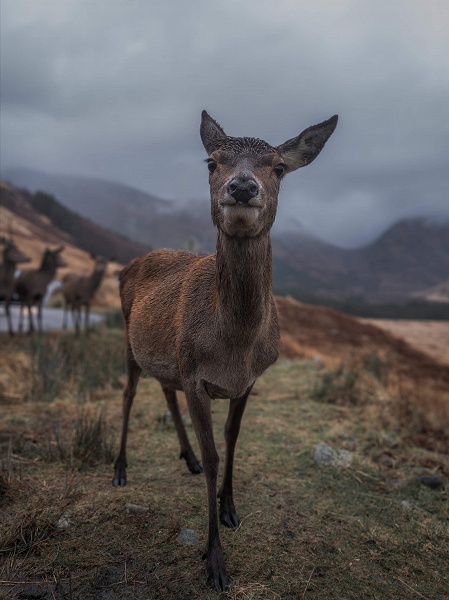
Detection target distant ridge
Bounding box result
[4,169,449,302]
[0,182,150,265]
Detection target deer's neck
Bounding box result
[215,231,273,334]
[2,260,15,280]
[88,268,105,293]
[38,261,57,283]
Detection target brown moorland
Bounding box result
[1,296,448,598]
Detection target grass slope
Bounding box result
[1,328,448,599]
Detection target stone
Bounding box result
[55,513,73,530]
[416,475,444,489]
[313,443,353,468]
[177,528,199,545]
[125,503,150,514]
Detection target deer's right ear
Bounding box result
[200,110,227,154]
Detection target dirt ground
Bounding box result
[363,319,449,367]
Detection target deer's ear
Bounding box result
[200,110,227,154]
[276,115,338,172]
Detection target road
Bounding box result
[0,305,104,333]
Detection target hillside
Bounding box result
[5,168,449,302]
[275,218,449,301]
[0,182,150,265]
[1,168,214,252]
[0,183,124,308]
[1,303,448,597]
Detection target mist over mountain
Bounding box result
[3,169,449,303]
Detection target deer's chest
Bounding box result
[195,333,279,399]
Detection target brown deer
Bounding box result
[113,111,338,591]
[61,255,109,334]
[15,246,66,333]
[0,238,31,335]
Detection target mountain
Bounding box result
[0,182,150,265]
[4,169,449,302]
[356,219,449,298]
[273,218,449,301]
[2,167,216,251]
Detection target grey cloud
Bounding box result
[1,0,449,246]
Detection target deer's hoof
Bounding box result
[112,466,127,487]
[188,459,203,475]
[180,451,203,475]
[112,476,127,487]
[206,549,230,592]
[219,497,240,529]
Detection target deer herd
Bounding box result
[0,239,109,335]
[1,111,337,591]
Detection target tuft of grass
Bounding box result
[0,508,58,557]
[29,336,69,402]
[72,408,116,467]
[4,331,126,403]
[311,358,360,405]
[363,351,389,383]
[0,441,22,506]
[37,409,116,468]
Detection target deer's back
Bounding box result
[15,269,48,300]
[62,274,91,303]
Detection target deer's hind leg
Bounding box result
[5,299,14,336]
[162,386,203,474]
[113,343,141,487]
[218,388,251,528]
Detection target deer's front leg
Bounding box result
[185,383,229,592]
[218,390,250,528]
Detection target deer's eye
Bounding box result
[274,163,286,177]
[207,159,217,174]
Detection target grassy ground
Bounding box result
[0,328,448,599]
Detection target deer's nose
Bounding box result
[228,176,259,204]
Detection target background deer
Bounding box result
[15,246,66,333]
[61,254,109,334]
[0,237,31,335]
[113,110,337,591]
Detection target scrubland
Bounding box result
[1,306,448,599]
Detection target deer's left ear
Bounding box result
[200,110,227,154]
[276,115,338,172]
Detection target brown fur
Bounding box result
[0,239,31,335]
[113,111,338,591]
[15,246,66,333]
[61,255,108,333]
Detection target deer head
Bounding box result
[200,111,338,238]
[41,246,67,269]
[3,239,31,265]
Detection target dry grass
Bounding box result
[276,296,449,440]
[1,325,448,599]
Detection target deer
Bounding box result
[15,246,66,334]
[113,110,338,591]
[0,237,31,335]
[61,254,109,334]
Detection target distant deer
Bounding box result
[113,111,338,590]
[15,246,66,333]
[0,238,31,335]
[61,255,109,334]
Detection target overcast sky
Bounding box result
[1,0,448,247]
